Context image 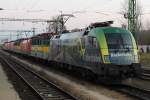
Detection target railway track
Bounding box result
[142,68,150,74]
[2,50,150,100]
[140,73,150,81]
[139,68,150,81]
[114,84,150,100]
[112,68,150,100]
[0,52,77,100]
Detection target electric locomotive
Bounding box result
[3,21,141,83]
[49,21,141,82]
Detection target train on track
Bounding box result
[3,21,141,83]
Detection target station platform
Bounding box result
[0,63,20,100]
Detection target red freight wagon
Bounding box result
[3,42,8,49]
[4,41,14,51]
[4,42,10,49]
[20,38,31,54]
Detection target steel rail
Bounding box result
[142,69,150,74]
[137,68,150,81]
[113,84,150,100]
[0,52,77,100]
[3,50,150,100]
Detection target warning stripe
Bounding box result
[95,29,110,64]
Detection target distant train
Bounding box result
[3,21,141,83]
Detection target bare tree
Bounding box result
[47,16,66,34]
[136,1,143,31]
[145,20,150,30]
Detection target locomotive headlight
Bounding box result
[104,55,110,63]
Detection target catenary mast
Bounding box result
[128,0,137,40]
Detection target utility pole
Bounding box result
[127,0,137,40]
[32,28,36,36]
[60,11,64,33]
[57,11,74,34]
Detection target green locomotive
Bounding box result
[49,21,141,82]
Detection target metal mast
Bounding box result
[128,0,137,40]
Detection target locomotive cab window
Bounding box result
[105,33,133,50]
[93,38,99,48]
[88,36,93,46]
[87,36,100,56]
[88,36,98,48]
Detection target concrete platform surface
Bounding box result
[0,64,21,100]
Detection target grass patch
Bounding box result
[140,53,150,67]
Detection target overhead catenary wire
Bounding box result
[29,0,41,10]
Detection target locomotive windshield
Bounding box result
[105,33,133,51]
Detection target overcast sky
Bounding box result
[0,0,150,41]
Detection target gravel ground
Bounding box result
[0,57,41,100]
[6,52,137,100]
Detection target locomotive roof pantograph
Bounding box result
[90,21,113,28]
